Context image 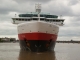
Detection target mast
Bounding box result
[35,4,41,21]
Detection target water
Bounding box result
[0,43,80,60]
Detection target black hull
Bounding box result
[19,40,56,52]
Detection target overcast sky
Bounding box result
[0,0,80,40]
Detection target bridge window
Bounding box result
[56,20,59,22]
[25,19,27,21]
[33,15,37,17]
[54,20,60,22]
[27,19,31,21]
[40,18,44,21]
[19,19,21,21]
[21,19,25,21]
[56,20,58,22]
[58,20,60,22]
[16,19,18,20]
[53,20,56,22]
[45,19,49,22]
[40,15,44,17]
[32,18,38,20]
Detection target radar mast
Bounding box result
[35,4,41,21]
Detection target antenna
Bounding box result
[35,4,41,21]
[35,4,41,13]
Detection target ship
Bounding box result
[12,4,65,52]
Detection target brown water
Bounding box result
[0,43,80,60]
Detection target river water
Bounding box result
[0,43,80,60]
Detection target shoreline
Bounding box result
[0,41,80,43]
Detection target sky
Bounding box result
[0,0,80,41]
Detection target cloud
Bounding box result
[14,0,52,3]
[0,22,17,35]
[71,3,80,16]
[59,27,80,37]
[41,0,73,16]
[68,0,79,5]
[58,16,80,40]
[0,0,18,14]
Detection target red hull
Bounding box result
[18,32,57,41]
[18,32,57,52]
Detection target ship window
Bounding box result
[58,20,60,22]
[56,20,60,22]
[16,19,18,20]
[19,19,21,21]
[53,20,56,22]
[25,19,27,21]
[33,15,37,17]
[27,19,31,21]
[40,15,44,17]
[40,18,44,21]
[46,19,49,22]
[33,18,38,20]
[22,19,24,21]
[56,20,58,22]
[55,20,60,22]
[57,20,58,22]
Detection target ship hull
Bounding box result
[19,40,56,52]
[18,21,59,52]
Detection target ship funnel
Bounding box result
[35,4,41,13]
